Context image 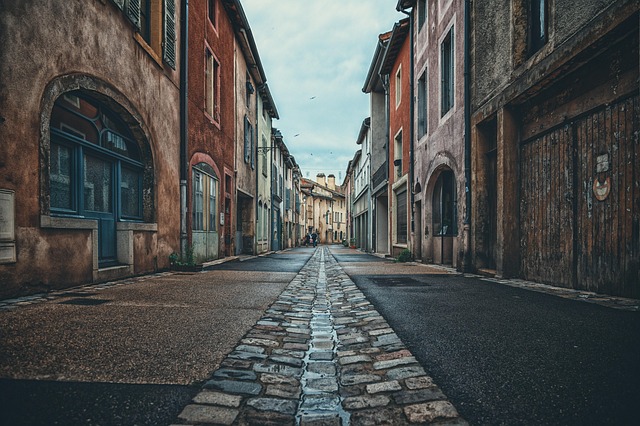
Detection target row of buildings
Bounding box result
[342,0,639,298]
[0,0,306,298]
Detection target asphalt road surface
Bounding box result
[333,248,640,425]
[0,249,313,426]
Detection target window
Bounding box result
[50,92,143,219]
[394,130,403,179]
[395,65,402,108]
[417,0,427,30]
[192,163,218,232]
[418,70,428,137]
[529,0,548,54]
[206,48,220,122]
[244,115,253,165]
[208,0,217,28]
[126,0,176,69]
[261,135,268,176]
[441,27,454,116]
[396,189,407,244]
[245,72,254,106]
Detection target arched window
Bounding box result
[49,91,144,266]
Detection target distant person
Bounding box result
[311,231,318,247]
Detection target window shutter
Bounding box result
[125,0,141,31]
[112,0,125,10]
[250,124,255,169]
[163,0,177,69]
[244,116,250,163]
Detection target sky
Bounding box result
[240,0,405,185]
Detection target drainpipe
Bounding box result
[382,74,390,255]
[399,6,415,254]
[463,0,472,271]
[255,85,263,255]
[179,0,189,257]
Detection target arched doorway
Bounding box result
[49,91,146,267]
[432,169,457,265]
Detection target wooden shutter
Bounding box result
[244,116,250,163]
[126,0,141,31]
[163,0,177,69]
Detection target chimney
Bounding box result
[316,173,326,186]
[327,174,336,190]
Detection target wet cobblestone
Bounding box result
[176,247,467,425]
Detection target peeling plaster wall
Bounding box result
[0,0,180,297]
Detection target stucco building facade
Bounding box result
[0,0,182,298]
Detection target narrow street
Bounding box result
[1,246,638,425]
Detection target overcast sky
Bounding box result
[241,0,405,184]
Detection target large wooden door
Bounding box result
[520,94,639,297]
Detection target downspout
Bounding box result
[463,0,472,271]
[399,7,415,254]
[179,0,189,257]
[255,85,263,255]
[382,74,390,255]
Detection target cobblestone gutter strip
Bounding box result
[175,247,467,425]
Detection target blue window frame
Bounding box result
[49,92,144,221]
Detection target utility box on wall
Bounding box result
[0,189,16,263]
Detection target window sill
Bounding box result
[133,33,164,69]
[117,222,157,232]
[204,111,221,129]
[41,215,98,230]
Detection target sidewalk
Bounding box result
[175,247,466,425]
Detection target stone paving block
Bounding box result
[228,351,268,362]
[365,380,402,394]
[260,373,300,386]
[265,384,301,399]
[369,327,394,336]
[342,394,391,410]
[204,379,262,395]
[272,348,306,359]
[338,354,371,365]
[299,395,341,411]
[403,401,460,423]
[386,366,426,380]
[307,361,337,376]
[235,344,266,354]
[306,377,339,393]
[404,376,435,390]
[270,355,304,367]
[309,351,334,361]
[212,369,257,381]
[253,363,303,378]
[220,358,253,369]
[177,404,239,425]
[300,413,341,426]
[349,408,406,426]
[283,342,309,351]
[244,409,295,426]
[312,340,335,350]
[192,390,242,407]
[375,349,412,361]
[242,337,280,347]
[247,397,298,415]
[392,388,446,405]
[372,356,417,370]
